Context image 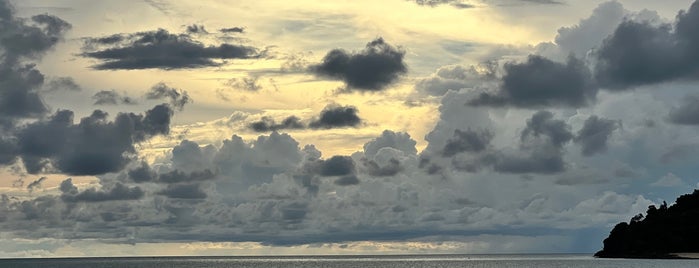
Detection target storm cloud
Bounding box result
[82,28,260,70]
[310,38,407,91]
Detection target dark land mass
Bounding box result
[595,189,699,259]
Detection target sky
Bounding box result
[0,0,698,258]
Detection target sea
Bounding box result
[1,254,698,268]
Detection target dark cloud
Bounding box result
[362,158,402,177]
[127,162,157,183]
[157,169,216,184]
[92,90,137,105]
[411,0,475,8]
[60,179,144,203]
[492,147,566,174]
[220,27,245,33]
[26,177,47,193]
[319,156,355,176]
[146,82,191,111]
[310,38,407,91]
[157,183,207,199]
[334,175,360,186]
[249,116,305,132]
[0,3,70,129]
[469,55,595,108]
[81,28,260,70]
[594,1,699,89]
[185,24,207,34]
[16,104,173,175]
[487,111,572,174]
[668,95,699,125]
[520,111,573,148]
[309,104,361,129]
[443,129,493,157]
[574,116,620,156]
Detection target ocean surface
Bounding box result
[1,254,698,268]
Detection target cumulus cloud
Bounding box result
[469,55,596,108]
[60,179,144,203]
[442,129,493,157]
[0,0,71,129]
[310,38,407,91]
[146,82,192,111]
[81,28,261,70]
[309,104,361,129]
[15,104,173,175]
[594,1,699,89]
[574,115,619,156]
[415,63,497,96]
[249,116,305,132]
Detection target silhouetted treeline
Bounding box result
[595,189,699,258]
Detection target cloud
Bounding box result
[92,90,137,105]
[0,0,70,128]
[249,116,305,132]
[310,38,407,91]
[60,179,144,202]
[536,1,626,60]
[157,183,207,199]
[43,77,81,92]
[668,95,699,125]
[415,63,497,96]
[220,27,245,33]
[363,130,417,159]
[594,1,699,89]
[650,173,684,187]
[442,129,494,157]
[15,104,173,175]
[521,111,573,148]
[146,82,192,111]
[317,155,356,177]
[185,24,208,34]
[469,55,596,108]
[81,28,261,70]
[309,104,361,129]
[574,115,620,156]
[410,0,475,8]
[490,111,572,174]
[225,76,262,91]
[362,158,402,177]
[26,177,47,193]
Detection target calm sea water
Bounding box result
[1,254,698,268]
